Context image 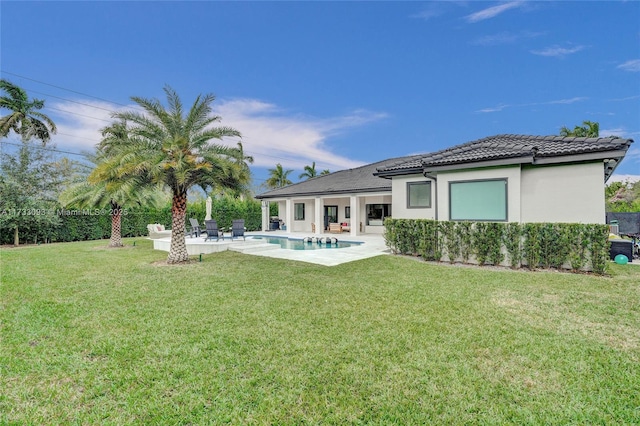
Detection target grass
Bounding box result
[1,238,639,424]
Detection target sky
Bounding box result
[1,1,639,191]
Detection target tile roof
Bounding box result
[376,134,633,174]
[255,154,424,199]
[256,134,633,199]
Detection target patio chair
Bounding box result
[231,219,246,241]
[329,223,342,233]
[188,218,202,238]
[204,220,222,242]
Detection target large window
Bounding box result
[294,203,305,220]
[366,204,391,225]
[407,181,431,208]
[449,178,507,221]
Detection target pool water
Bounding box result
[252,236,361,250]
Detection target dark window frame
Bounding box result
[406,181,432,209]
[294,202,305,221]
[448,178,508,222]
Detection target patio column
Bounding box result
[350,196,357,236]
[261,201,269,232]
[285,199,292,234]
[314,197,322,235]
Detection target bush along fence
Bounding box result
[383,219,610,275]
[0,197,278,245]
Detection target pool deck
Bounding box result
[152,231,390,266]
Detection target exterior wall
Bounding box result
[436,166,522,222]
[391,174,437,220]
[363,194,392,234]
[520,162,605,224]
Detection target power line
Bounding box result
[1,70,132,108]
[0,140,93,158]
[1,70,324,168]
[25,87,119,114]
[45,106,112,123]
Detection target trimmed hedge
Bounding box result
[0,197,278,245]
[384,219,610,275]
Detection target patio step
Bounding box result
[229,242,281,254]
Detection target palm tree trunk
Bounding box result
[109,204,123,247]
[167,189,189,263]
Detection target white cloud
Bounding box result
[213,99,383,170]
[410,6,443,21]
[617,59,640,72]
[471,30,544,46]
[476,104,509,113]
[47,100,124,152]
[624,147,640,162]
[609,174,640,184]
[47,97,385,172]
[530,45,585,57]
[476,97,588,113]
[548,97,588,105]
[465,2,524,23]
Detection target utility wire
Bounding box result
[1,70,320,170]
[0,140,92,158]
[1,70,133,108]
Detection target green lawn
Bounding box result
[1,238,639,424]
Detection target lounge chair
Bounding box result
[204,220,222,242]
[329,223,342,233]
[188,218,202,238]
[147,224,172,239]
[231,219,246,241]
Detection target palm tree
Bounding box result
[62,155,164,248]
[62,124,165,248]
[299,162,318,180]
[94,86,243,263]
[265,163,293,189]
[0,79,57,143]
[218,141,254,199]
[560,120,599,138]
[320,169,330,176]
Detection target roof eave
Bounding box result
[532,149,630,166]
[421,156,533,173]
[255,186,391,200]
[374,167,424,178]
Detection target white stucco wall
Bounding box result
[520,162,605,224]
[391,174,437,220]
[436,166,522,222]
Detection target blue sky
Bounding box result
[1,1,639,189]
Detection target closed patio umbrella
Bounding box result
[205,196,212,221]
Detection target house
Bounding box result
[255,155,423,236]
[255,134,633,234]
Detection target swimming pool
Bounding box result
[251,236,361,250]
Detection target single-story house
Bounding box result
[255,134,633,235]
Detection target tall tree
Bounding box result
[214,141,254,199]
[299,161,318,180]
[0,79,57,143]
[61,139,165,248]
[93,86,243,263]
[560,120,599,138]
[0,141,61,245]
[265,163,293,189]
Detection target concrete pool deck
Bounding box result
[152,231,390,266]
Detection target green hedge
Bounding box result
[0,197,277,245]
[383,219,610,275]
